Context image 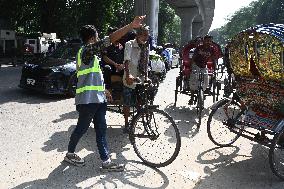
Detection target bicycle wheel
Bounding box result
[207,98,244,147]
[196,89,204,128]
[269,127,284,180]
[129,108,181,167]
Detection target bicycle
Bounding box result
[128,79,181,167]
[174,51,222,129]
[106,75,181,167]
[190,68,207,128]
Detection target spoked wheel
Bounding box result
[129,108,181,167]
[196,89,204,129]
[207,98,245,147]
[269,128,284,180]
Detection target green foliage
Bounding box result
[158,0,180,45]
[0,0,135,39]
[209,0,284,48]
[256,0,284,24]
[0,0,181,45]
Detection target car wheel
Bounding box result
[67,74,77,97]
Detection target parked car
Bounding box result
[19,43,80,97]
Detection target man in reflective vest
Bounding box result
[64,16,145,172]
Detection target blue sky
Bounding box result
[210,0,256,31]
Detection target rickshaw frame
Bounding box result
[207,23,284,180]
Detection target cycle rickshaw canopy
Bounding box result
[227,23,284,117]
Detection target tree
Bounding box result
[158,0,180,45]
[256,0,284,24]
[209,0,284,48]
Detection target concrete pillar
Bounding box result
[192,22,203,39]
[134,0,159,45]
[176,7,199,47]
[148,0,159,44]
[134,0,146,16]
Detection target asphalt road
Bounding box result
[0,65,284,189]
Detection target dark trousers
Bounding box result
[68,103,109,161]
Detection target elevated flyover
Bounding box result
[134,0,215,46]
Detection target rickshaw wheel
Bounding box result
[207,98,244,147]
[269,128,284,180]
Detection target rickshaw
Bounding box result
[106,59,181,168]
[174,37,223,127]
[207,23,284,180]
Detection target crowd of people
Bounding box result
[64,14,222,172]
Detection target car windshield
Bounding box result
[49,44,80,59]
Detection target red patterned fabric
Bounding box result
[236,78,284,117]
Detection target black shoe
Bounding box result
[64,153,85,166]
[100,161,125,172]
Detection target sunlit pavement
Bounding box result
[0,66,283,189]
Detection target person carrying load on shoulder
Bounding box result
[64,15,146,172]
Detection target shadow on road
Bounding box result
[52,111,78,123]
[41,125,130,157]
[12,125,170,189]
[193,144,283,189]
[11,159,169,189]
[164,103,210,138]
